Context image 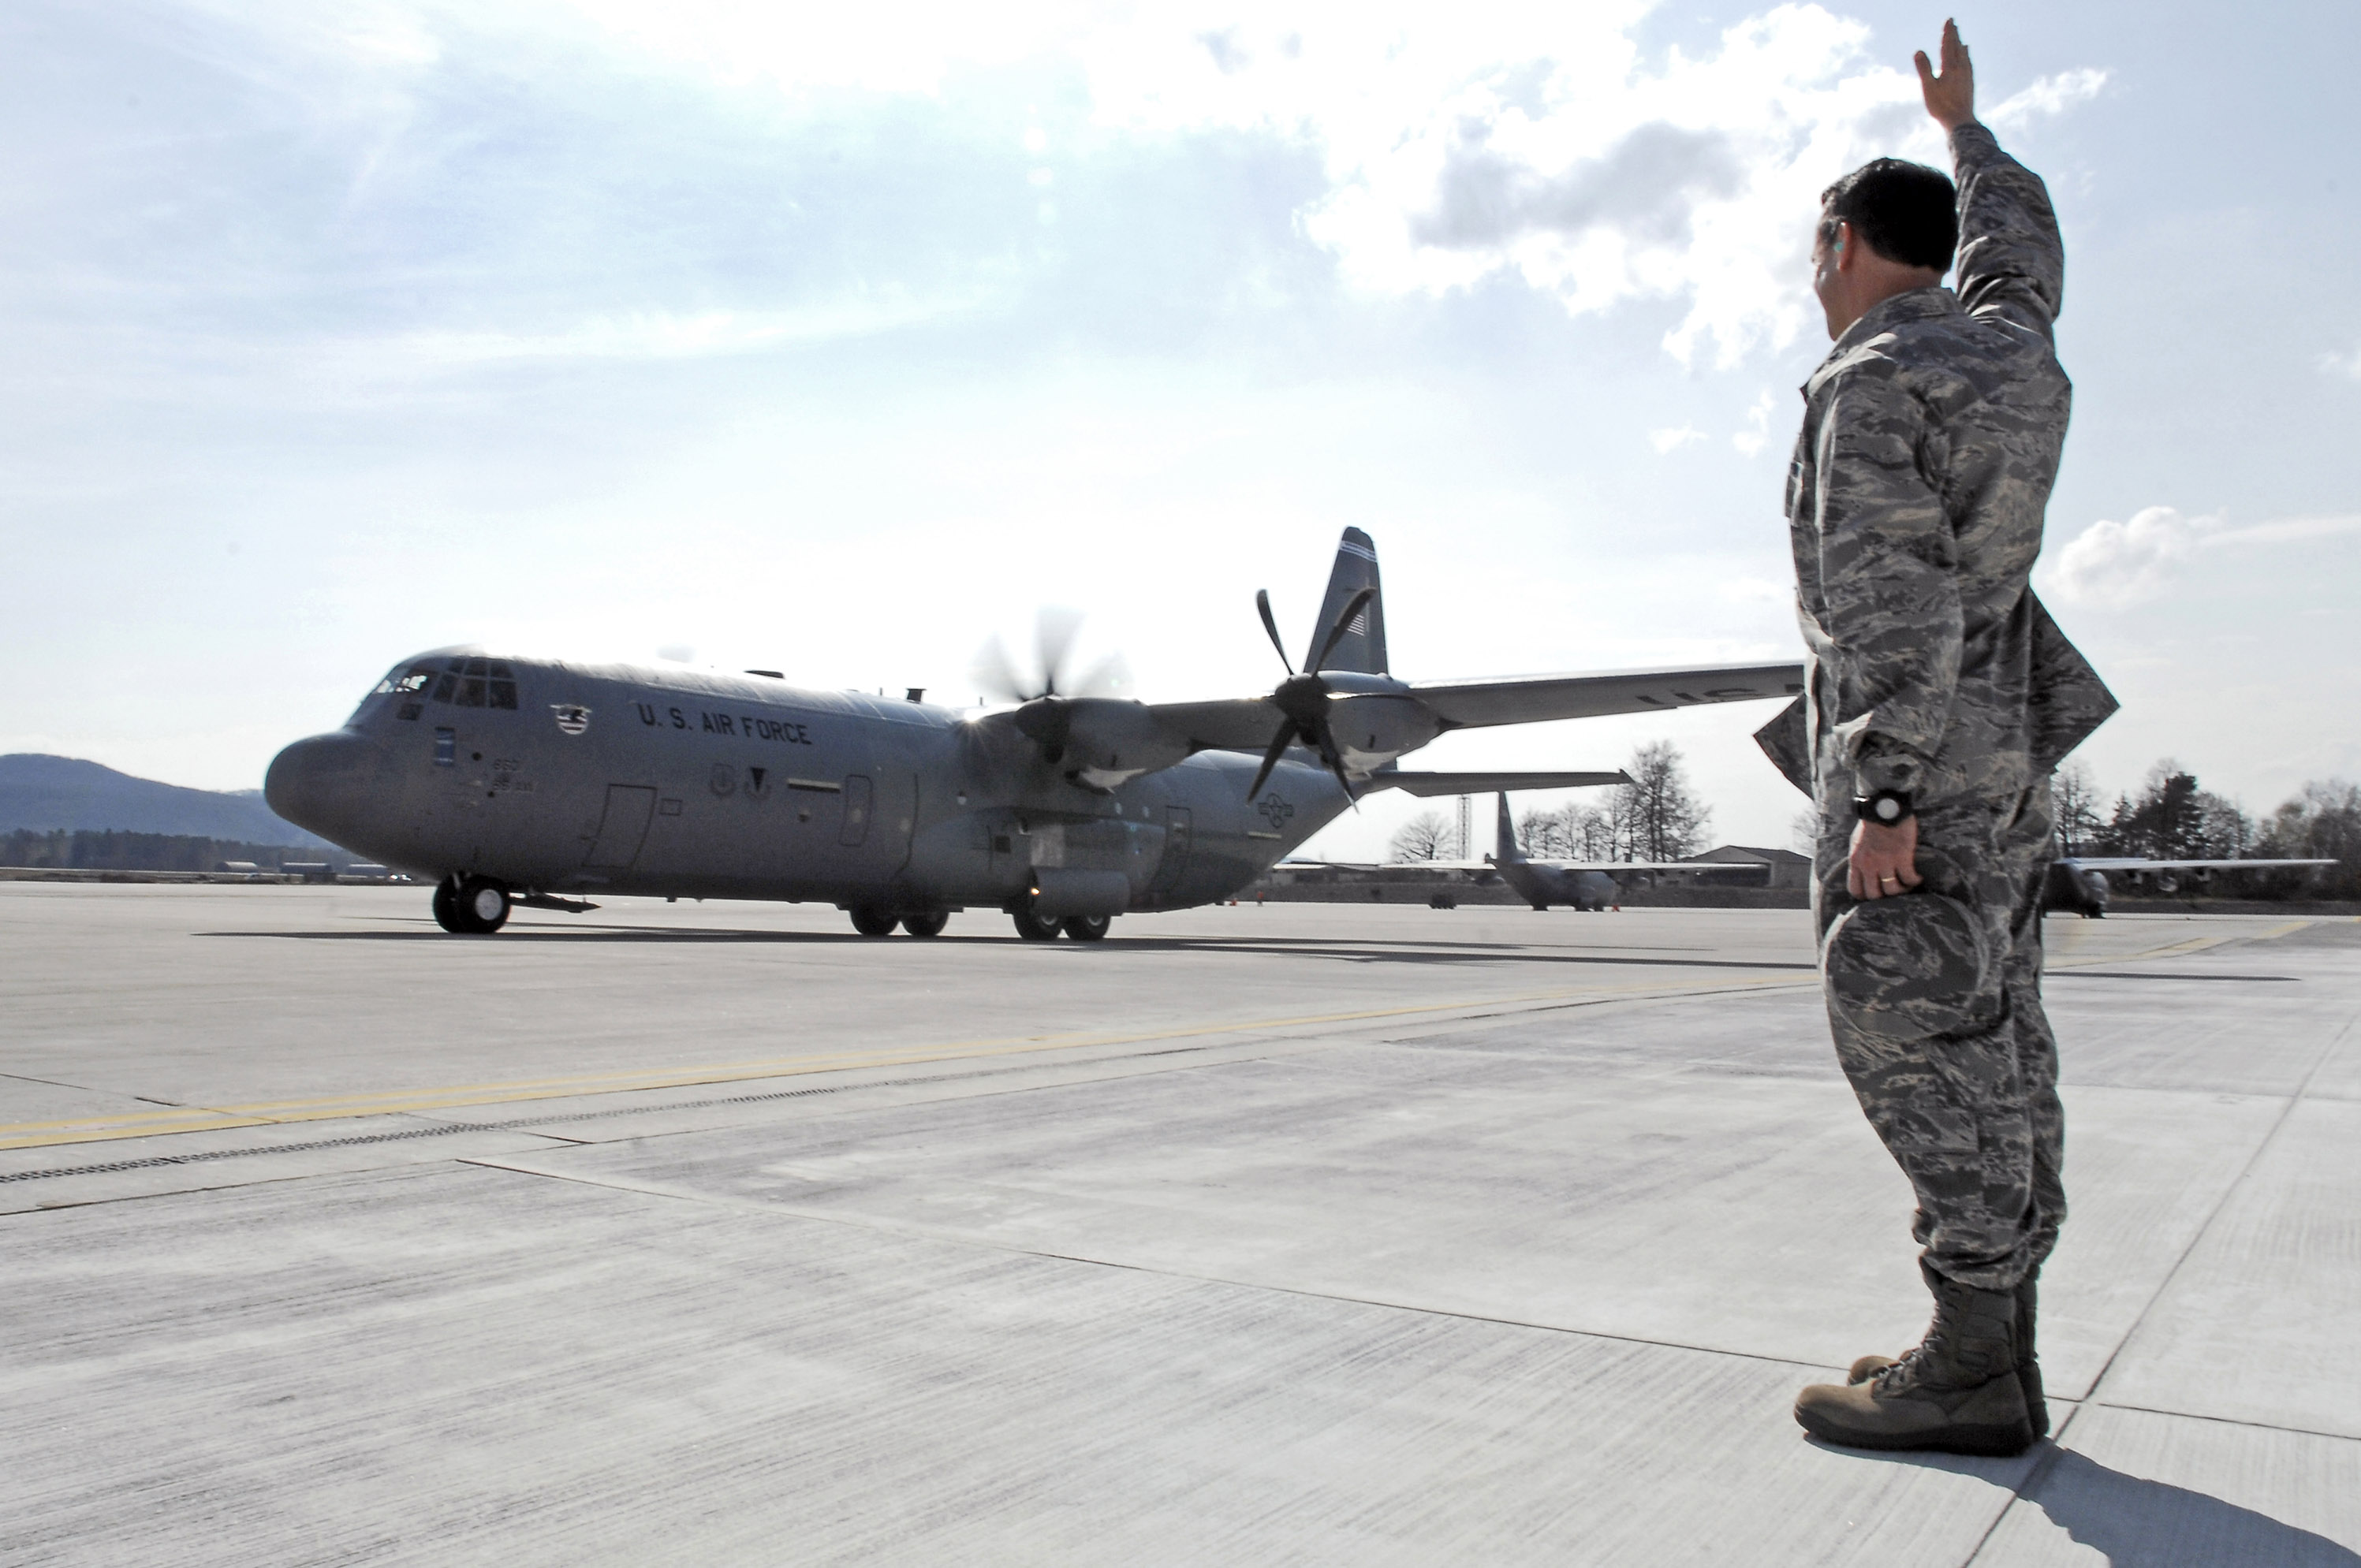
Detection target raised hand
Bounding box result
[1915,18,1975,131]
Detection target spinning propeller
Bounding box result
[973,609,1130,765]
[1243,585,1376,803]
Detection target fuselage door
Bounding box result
[840,775,874,847]
[1148,806,1192,903]
[585,784,658,868]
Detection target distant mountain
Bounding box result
[0,754,334,847]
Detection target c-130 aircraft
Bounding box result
[266,530,1803,939]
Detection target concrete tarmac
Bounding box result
[2,884,2355,1565]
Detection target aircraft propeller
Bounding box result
[972,609,1130,766]
[1243,585,1375,803]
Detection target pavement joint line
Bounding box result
[460,1153,1844,1376]
[0,976,1818,1181]
[0,1041,1289,1185]
[2083,1400,2361,1447]
[1959,1421,2079,1568]
[2075,1000,2359,1413]
[0,972,1814,1151]
[0,924,2249,1156]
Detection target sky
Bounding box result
[3,0,2355,860]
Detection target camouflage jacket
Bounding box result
[1781,121,2112,806]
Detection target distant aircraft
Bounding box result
[266,530,1802,939]
[2042,854,2334,917]
[1476,792,1767,911]
[1270,791,1769,911]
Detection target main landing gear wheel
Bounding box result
[1010,903,1062,941]
[436,876,511,934]
[900,911,949,937]
[1061,914,1111,942]
[849,907,900,937]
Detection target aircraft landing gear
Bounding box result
[901,911,949,937]
[435,875,512,934]
[1010,903,1062,941]
[1061,914,1110,942]
[848,907,900,937]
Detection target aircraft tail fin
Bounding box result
[1304,527,1387,674]
[1495,792,1526,862]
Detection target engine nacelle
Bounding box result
[1328,694,1444,773]
[1062,699,1193,790]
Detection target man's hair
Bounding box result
[1818,158,1957,273]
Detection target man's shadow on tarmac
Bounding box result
[1833,1443,2359,1565]
[2023,1449,2357,1566]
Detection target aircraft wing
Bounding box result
[1285,857,1755,877]
[1536,860,1770,875]
[1408,661,1803,729]
[2066,858,2337,872]
[1365,770,1628,796]
[1278,858,1490,873]
[1147,698,1286,751]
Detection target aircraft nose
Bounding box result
[264,731,379,840]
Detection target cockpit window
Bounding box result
[373,665,438,696]
[364,664,442,721]
[426,657,517,709]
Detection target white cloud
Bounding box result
[1985,68,2109,131]
[1732,389,1777,456]
[2318,342,2361,380]
[2046,505,2215,606]
[1650,424,1706,454]
[2043,506,2361,606]
[537,2,2102,371]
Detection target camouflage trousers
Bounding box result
[1813,780,2066,1291]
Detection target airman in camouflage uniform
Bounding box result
[1752,24,2117,1458]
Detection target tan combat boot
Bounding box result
[1796,1272,2035,1456]
[1844,1272,2047,1440]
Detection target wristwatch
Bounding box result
[1854,788,1915,826]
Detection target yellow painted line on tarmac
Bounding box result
[0,970,1811,1153]
[2051,927,2287,967]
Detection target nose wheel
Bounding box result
[433,876,512,934]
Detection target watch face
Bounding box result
[1877,798,1901,821]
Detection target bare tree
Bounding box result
[1791,808,1822,858]
[1516,804,1580,858]
[1389,809,1455,862]
[2051,760,2105,854]
[1512,806,1550,858]
[1616,740,1712,861]
[1571,804,1618,859]
[2256,778,2361,897]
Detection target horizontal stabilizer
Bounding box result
[2064,858,2337,873]
[1366,770,1628,797]
[1412,661,1803,729]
